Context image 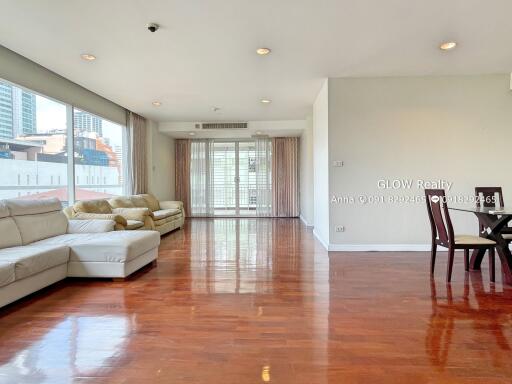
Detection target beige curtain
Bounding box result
[127,111,148,195]
[272,137,299,217]
[175,139,191,216]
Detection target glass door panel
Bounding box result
[238,141,257,216]
[210,140,271,217]
[212,142,237,216]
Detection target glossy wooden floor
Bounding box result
[1,218,512,383]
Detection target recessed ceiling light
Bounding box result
[256,131,262,135]
[212,106,220,112]
[80,54,96,61]
[189,132,196,136]
[260,99,272,104]
[152,101,162,107]
[256,47,271,56]
[439,41,457,51]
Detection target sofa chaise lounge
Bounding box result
[0,198,160,309]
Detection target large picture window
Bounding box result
[0,79,128,205]
[0,80,69,203]
[73,109,126,200]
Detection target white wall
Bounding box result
[328,75,512,249]
[147,121,175,201]
[300,112,314,226]
[313,80,330,247]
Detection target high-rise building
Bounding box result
[74,110,102,136]
[0,83,14,139]
[0,82,37,139]
[13,88,37,137]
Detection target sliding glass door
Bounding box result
[190,139,272,217]
[237,141,255,216]
[212,141,237,215]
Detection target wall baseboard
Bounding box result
[328,244,431,252]
[299,215,314,228]
[313,229,329,250]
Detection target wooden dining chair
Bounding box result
[425,189,496,282]
[475,186,504,208]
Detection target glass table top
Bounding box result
[449,206,512,215]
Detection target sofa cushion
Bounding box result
[73,212,128,228]
[130,195,150,209]
[139,194,160,212]
[0,203,22,249]
[125,220,144,230]
[6,198,62,216]
[32,231,160,263]
[0,201,10,219]
[0,245,69,280]
[6,198,68,245]
[108,196,136,209]
[75,199,113,214]
[153,208,181,221]
[14,212,68,245]
[0,261,15,287]
[67,219,116,234]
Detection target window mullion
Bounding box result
[66,105,75,205]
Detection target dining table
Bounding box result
[449,205,512,285]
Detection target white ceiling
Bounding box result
[1,0,511,123]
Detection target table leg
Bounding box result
[491,237,512,285]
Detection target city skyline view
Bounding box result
[0,79,127,202]
[1,80,122,148]
[37,96,123,148]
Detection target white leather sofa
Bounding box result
[0,198,160,309]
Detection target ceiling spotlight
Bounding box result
[212,106,221,112]
[189,132,196,136]
[260,99,272,104]
[439,41,457,51]
[152,101,162,107]
[256,47,271,56]
[80,54,96,61]
[256,131,262,135]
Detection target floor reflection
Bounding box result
[426,274,512,372]
[0,315,130,383]
[189,219,302,294]
[3,219,512,382]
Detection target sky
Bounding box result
[36,95,123,148]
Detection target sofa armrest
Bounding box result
[62,206,75,219]
[73,212,128,228]
[159,201,183,210]
[112,207,154,221]
[67,219,115,234]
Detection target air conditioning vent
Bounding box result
[200,122,248,130]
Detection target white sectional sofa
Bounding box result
[0,198,160,309]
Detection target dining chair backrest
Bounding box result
[425,189,453,246]
[475,187,504,208]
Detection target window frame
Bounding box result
[0,77,130,205]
